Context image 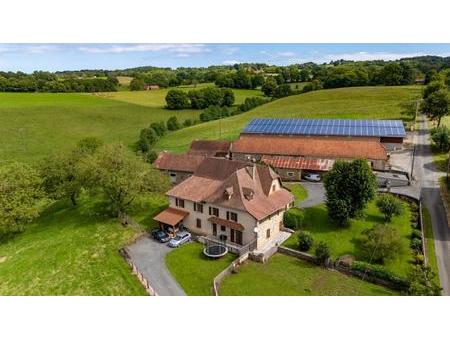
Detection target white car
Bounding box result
[168,231,191,248]
[304,173,321,182]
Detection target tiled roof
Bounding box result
[262,155,334,171]
[153,151,205,173]
[167,158,294,220]
[231,135,388,160]
[187,140,231,157]
[153,207,189,226]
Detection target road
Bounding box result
[414,114,450,295]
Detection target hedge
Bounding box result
[351,261,409,290]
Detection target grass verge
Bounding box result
[422,207,440,285]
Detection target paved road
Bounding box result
[299,182,325,208]
[127,236,186,296]
[413,115,450,295]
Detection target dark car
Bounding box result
[151,229,170,243]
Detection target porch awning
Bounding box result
[208,216,244,231]
[153,207,189,226]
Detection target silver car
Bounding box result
[168,231,191,248]
[304,173,321,182]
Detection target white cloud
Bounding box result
[0,44,58,55]
[78,43,210,55]
[222,60,240,65]
[277,51,296,57]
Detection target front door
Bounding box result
[230,229,235,242]
[212,223,217,236]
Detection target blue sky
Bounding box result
[1,43,450,72]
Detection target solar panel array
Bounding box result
[243,118,406,138]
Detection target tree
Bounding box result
[422,81,446,99]
[430,126,450,151]
[315,241,330,264]
[167,116,181,131]
[0,162,43,237]
[84,143,170,216]
[357,224,404,263]
[273,84,294,98]
[129,78,145,91]
[420,89,450,126]
[407,265,441,296]
[261,77,277,97]
[298,231,314,251]
[221,88,235,106]
[137,127,159,153]
[324,159,377,226]
[149,121,167,137]
[376,194,403,222]
[400,100,418,120]
[165,89,190,110]
[40,138,101,205]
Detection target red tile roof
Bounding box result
[153,207,189,226]
[262,155,334,171]
[231,135,388,160]
[188,140,231,157]
[153,152,205,173]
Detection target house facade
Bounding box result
[153,158,294,251]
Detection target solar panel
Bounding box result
[243,118,406,138]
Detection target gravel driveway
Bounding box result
[126,236,186,296]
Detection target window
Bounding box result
[175,198,184,208]
[226,211,238,222]
[287,172,294,177]
[266,228,271,239]
[209,207,219,217]
[194,203,203,213]
[220,225,226,232]
[235,230,243,245]
[196,218,201,228]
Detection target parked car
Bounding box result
[168,231,191,248]
[151,229,170,243]
[304,173,321,182]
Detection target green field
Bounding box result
[220,254,397,296]
[283,200,414,277]
[154,86,422,152]
[165,242,236,296]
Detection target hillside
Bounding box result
[154,85,422,152]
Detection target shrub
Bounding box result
[166,116,181,131]
[411,229,422,240]
[143,150,158,164]
[273,84,294,98]
[283,208,304,230]
[356,224,405,263]
[239,96,271,112]
[298,231,314,251]
[315,241,330,264]
[351,261,409,290]
[199,105,233,122]
[430,126,450,151]
[414,253,425,265]
[165,89,190,110]
[376,194,403,222]
[137,127,158,153]
[407,265,441,295]
[410,238,423,252]
[149,121,167,137]
[221,88,235,106]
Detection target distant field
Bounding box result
[99,83,262,107]
[0,92,200,164]
[155,85,422,152]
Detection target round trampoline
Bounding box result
[203,245,228,258]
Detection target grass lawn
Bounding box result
[422,207,440,285]
[155,86,422,152]
[285,183,308,206]
[220,254,397,296]
[165,242,236,296]
[0,192,174,295]
[283,200,414,277]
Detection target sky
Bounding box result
[1,43,450,72]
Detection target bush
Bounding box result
[283,208,304,230]
[376,194,403,222]
[183,119,193,127]
[351,261,409,290]
[273,84,294,98]
[137,127,158,153]
[167,116,181,131]
[199,105,233,122]
[430,126,450,151]
[239,96,271,112]
[149,121,167,137]
[166,89,190,110]
[143,150,158,164]
[298,231,314,251]
[315,241,330,264]
[221,88,235,106]
[411,229,422,240]
[407,265,441,295]
[410,238,423,252]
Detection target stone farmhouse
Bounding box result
[153,157,294,251]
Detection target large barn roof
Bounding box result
[242,118,406,138]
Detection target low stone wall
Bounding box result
[118,247,157,296]
[212,253,249,296]
[278,246,318,264]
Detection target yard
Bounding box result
[219,254,397,296]
[283,199,414,277]
[165,242,236,296]
[285,183,308,205]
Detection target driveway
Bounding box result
[299,181,325,208]
[413,114,450,295]
[126,236,186,296]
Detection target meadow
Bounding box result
[154,85,422,152]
